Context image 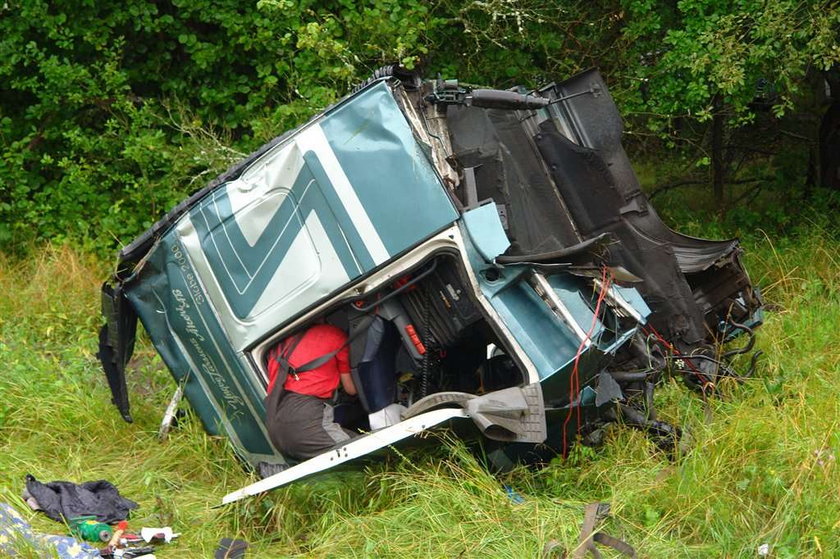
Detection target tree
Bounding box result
[618,0,840,208]
[0,0,438,253]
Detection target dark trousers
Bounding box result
[265,390,357,460]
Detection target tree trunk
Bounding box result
[711,94,726,211]
[819,68,840,190]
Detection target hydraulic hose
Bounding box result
[350,64,421,94]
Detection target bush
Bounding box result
[0,0,439,256]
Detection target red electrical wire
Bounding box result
[562,266,612,458]
[642,323,713,389]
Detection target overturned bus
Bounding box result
[98,67,763,504]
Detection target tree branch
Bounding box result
[649,180,706,200]
[731,181,764,206]
[649,177,764,200]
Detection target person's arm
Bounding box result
[336,344,356,395]
[340,372,357,395]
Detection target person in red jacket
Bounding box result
[264,323,358,460]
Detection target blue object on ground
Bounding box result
[0,502,101,558]
[503,485,525,504]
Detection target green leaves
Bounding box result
[623,0,840,131]
[0,0,837,254]
[0,0,439,255]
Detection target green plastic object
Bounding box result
[69,516,113,543]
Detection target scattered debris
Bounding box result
[0,502,100,559]
[107,521,128,549]
[20,477,178,558]
[503,485,525,504]
[98,525,172,558]
[572,502,636,558]
[101,545,156,558]
[215,537,248,559]
[69,516,113,543]
[543,502,636,558]
[119,532,146,546]
[139,527,179,543]
[24,475,137,524]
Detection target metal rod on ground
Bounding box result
[158,385,183,442]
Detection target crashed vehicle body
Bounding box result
[98,68,762,504]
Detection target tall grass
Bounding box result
[0,230,837,557]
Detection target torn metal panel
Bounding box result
[97,282,137,422]
[446,68,762,350]
[222,407,471,504]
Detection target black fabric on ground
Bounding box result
[24,474,138,523]
[215,537,249,559]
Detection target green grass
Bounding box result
[0,230,838,557]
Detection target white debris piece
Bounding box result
[140,527,180,543]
